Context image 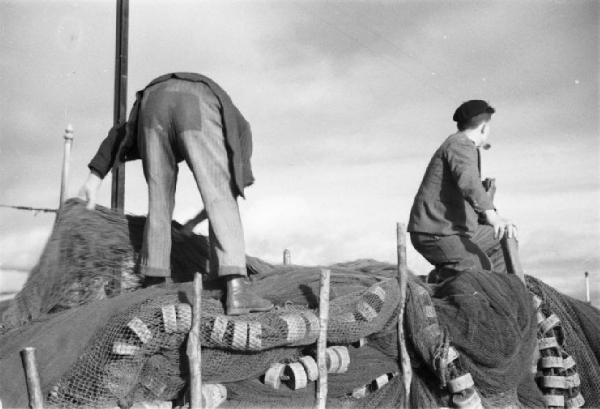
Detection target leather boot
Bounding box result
[142,275,173,289]
[226,276,274,315]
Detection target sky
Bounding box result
[0,0,598,305]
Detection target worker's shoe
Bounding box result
[142,275,173,289]
[226,276,274,315]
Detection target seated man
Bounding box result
[408,100,517,282]
[80,72,273,315]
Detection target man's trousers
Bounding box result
[136,78,246,278]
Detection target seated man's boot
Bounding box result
[226,276,274,315]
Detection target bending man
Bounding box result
[408,100,517,282]
[80,72,273,315]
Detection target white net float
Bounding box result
[326,348,342,373]
[330,346,350,373]
[280,313,307,343]
[127,317,152,344]
[357,301,378,322]
[541,375,567,389]
[373,373,390,390]
[299,356,319,381]
[566,392,585,408]
[285,362,308,390]
[452,388,483,409]
[301,311,320,338]
[176,303,192,332]
[563,355,576,370]
[536,310,546,325]
[130,401,172,409]
[368,285,386,302]
[539,314,561,335]
[202,383,227,409]
[351,385,368,399]
[532,294,543,310]
[231,321,248,349]
[565,373,581,388]
[440,346,460,368]
[210,316,228,344]
[352,338,367,348]
[338,312,356,323]
[264,363,286,389]
[448,373,474,394]
[248,321,262,351]
[161,305,177,334]
[540,356,564,369]
[544,394,565,408]
[538,337,560,350]
[112,342,140,356]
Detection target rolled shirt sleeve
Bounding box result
[87,122,127,179]
[445,140,494,214]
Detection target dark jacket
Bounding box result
[408,133,494,236]
[88,72,254,197]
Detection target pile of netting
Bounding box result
[1,198,599,409]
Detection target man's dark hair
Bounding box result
[457,112,493,131]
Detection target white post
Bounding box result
[585,272,590,304]
[316,268,330,409]
[283,249,291,265]
[60,124,74,206]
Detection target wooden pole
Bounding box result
[396,223,412,408]
[59,124,74,206]
[283,249,291,265]
[20,347,43,409]
[585,272,590,304]
[111,0,128,212]
[187,272,203,409]
[316,268,330,409]
[500,236,525,283]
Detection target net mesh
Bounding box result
[1,198,599,409]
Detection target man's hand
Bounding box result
[483,209,518,240]
[79,172,102,210]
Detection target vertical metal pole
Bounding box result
[59,124,74,207]
[20,347,43,409]
[111,0,128,212]
[283,249,291,265]
[316,268,330,409]
[585,272,590,304]
[396,223,412,408]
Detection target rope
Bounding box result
[0,204,57,214]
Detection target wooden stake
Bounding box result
[59,124,74,206]
[20,347,43,409]
[585,272,590,304]
[396,223,412,408]
[500,236,525,283]
[283,249,291,265]
[316,268,330,409]
[187,272,203,409]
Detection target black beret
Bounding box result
[453,100,495,123]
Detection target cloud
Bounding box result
[0,0,598,310]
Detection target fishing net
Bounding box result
[0,198,269,333]
[527,276,600,407]
[1,198,599,409]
